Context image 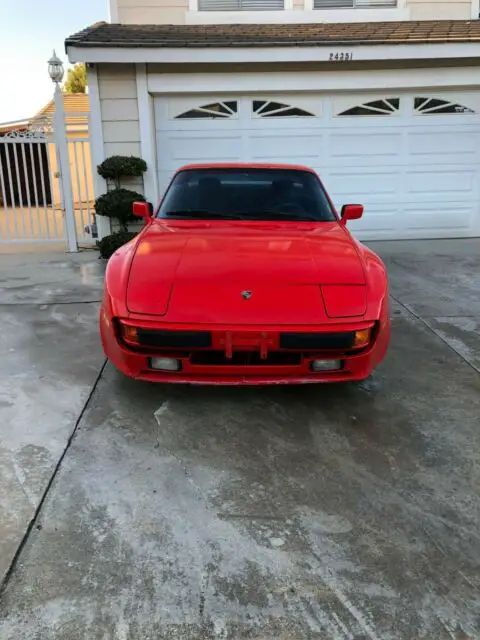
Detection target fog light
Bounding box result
[312,359,342,372]
[150,357,181,372]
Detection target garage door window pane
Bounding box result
[262,107,315,118]
[253,100,315,117]
[175,101,238,119]
[338,98,399,116]
[414,97,475,115]
[223,101,238,113]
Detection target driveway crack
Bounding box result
[391,295,480,375]
[0,358,108,600]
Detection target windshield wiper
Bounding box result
[164,210,320,221]
[236,211,320,222]
[164,210,244,220]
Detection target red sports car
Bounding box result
[100,163,390,385]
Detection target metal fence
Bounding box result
[0,109,95,250]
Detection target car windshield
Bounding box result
[157,168,336,222]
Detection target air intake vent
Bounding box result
[280,332,355,350]
[137,330,211,349]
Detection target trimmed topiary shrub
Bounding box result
[94,154,148,239]
[94,188,145,232]
[98,231,138,259]
[97,156,147,187]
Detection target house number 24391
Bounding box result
[329,52,353,61]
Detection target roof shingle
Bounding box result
[33,94,90,118]
[65,20,480,49]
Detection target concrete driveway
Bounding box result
[0,240,479,639]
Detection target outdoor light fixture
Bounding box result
[45,48,78,252]
[48,50,64,84]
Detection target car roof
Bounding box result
[176,163,317,174]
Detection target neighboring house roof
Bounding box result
[30,93,89,132]
[66,20,480,49]
[0,94,89,137]
[0,119,30,135]
[33,93,90,119]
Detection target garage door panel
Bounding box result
[330,133,401,160]
[166,120,241,132]
[406,169,476,195]
[399,194,478,204]
[407,130,478,158]
[327,171,398,197]
[248,133,324,161]
[351,203,475,236]
[248,118,324,131]
[348,205,399,232]
[168,135,243,162]
[403,203,474,230]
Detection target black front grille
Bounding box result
[190,351,302,366]
[137,330,211,349]
[280,332,355,350]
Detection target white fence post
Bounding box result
[53,85,78,252]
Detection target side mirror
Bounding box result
[341,204,364,224]
[132,201,153,219]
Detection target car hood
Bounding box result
[126,221,366,323]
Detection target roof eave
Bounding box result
[66,40,480,65]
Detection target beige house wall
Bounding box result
[97,64,144,198]
[98,64,141,158]
[117,0,188,24]
[115,0,473,24]
[408,0,472,19]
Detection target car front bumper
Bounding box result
[100,306,390,385]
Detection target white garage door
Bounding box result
[154,92,480,240]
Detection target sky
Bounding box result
[0,0,109,123]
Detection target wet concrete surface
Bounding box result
[375,238,480,318]
[0,251,105,585]
[0,250,104,305]
[371,239,480,374]
[0,240,479,639]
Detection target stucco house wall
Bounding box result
[97,63,144,196]
[113,0,477,24]
[409,0,472,20]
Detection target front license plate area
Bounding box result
[213,331,279,359]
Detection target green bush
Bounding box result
[94,188,145,231]
[97,156,147,184]
[95,154,147,250]
[98,232,138,259]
